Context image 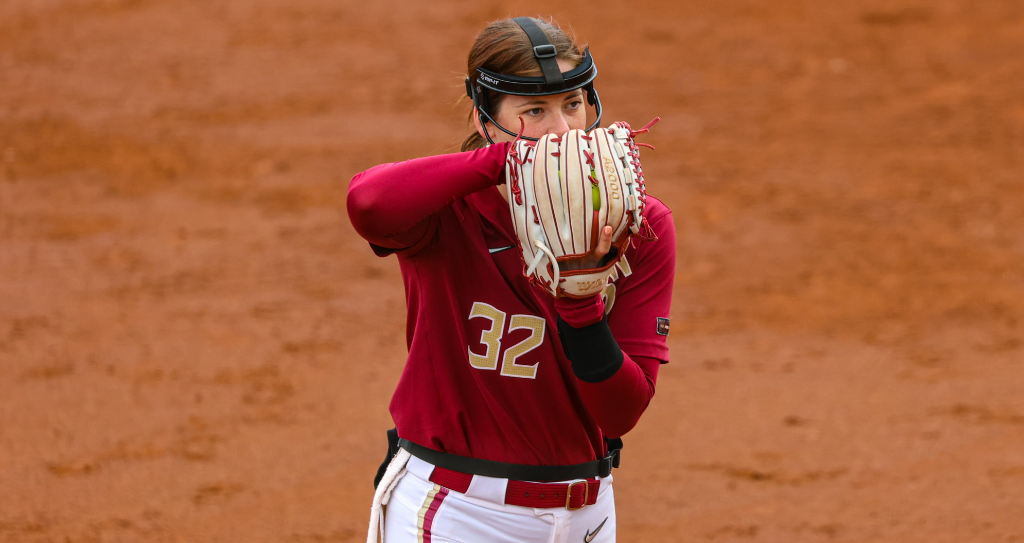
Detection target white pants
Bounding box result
[378,455,616,543]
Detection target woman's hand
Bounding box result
[559,226,614,271]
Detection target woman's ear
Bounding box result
[472,108,492,140]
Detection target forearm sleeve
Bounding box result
[346,143,510,249]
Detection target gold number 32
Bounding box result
[467,302,546,379]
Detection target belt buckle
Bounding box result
[565,480,589,510]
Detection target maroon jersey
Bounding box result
[348,144,675,466]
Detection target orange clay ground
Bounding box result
[2,1,1023,541]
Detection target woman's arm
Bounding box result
[555,296,660,438]
[578,353,660,439]
[555,206,676,438]
[347,143,510,249]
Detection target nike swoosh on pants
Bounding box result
[584,517,609,542]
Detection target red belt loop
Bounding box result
[429,467,472,494]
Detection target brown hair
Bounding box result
[461,17,586,152]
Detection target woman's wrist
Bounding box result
[553,294,606,328]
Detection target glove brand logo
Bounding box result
[584,517,609,542]
[576,279,604,293]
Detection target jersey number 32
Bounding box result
[467,302,545,380]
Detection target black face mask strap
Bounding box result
[512,17,564,86]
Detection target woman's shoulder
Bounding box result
[624,195,675,266]
[643,195,674,229]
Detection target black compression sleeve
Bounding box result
[556,314,624,383]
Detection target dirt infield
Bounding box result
[2,0,1022,541]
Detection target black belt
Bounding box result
[398,438,621,482]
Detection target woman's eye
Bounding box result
[567,100,583,110]
[526,108,543,116]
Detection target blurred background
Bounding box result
[1,0,1022,541]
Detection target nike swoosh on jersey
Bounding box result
[584,517,609,542]
[488,245,515,254]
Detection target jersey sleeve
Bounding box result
[607,201,676,363]
[347,143,510,256]
[575,353,661,439]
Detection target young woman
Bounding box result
[348,16,675,543]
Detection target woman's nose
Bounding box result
[550,112,571,135]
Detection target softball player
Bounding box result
[348,17,675,543]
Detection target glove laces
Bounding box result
[613,117,660,243]
[506,116,534,206]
